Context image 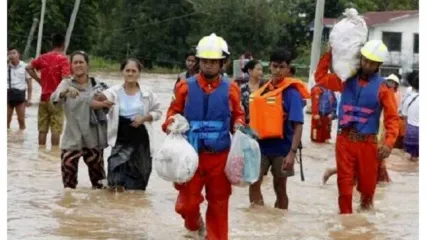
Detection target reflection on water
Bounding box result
[8,73,418,239]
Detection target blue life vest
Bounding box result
[184,76,231,152]
[318,86,336,116]
[338,74,383,134]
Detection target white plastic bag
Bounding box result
[329,8,368,81]
[225,130,261,187]
[154,114,198,184]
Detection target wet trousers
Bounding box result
[174,150,232,240]
[336,134,378,214]
[61,148,106,189]
[311,116,332,143]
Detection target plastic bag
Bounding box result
[225,130,261,187]
[154,114,198,184]
[329,8,368,81]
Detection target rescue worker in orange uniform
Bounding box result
[315,40,399,214]
[161,33,245,239]
[248,48,310,210]
[310,84,337,143]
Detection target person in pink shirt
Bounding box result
[26,34,70,147]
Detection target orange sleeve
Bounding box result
[229,82,246,130]
[378,84,399,148]
[310,86,322,115]
[314,52,344,92]
[161,80,188,132]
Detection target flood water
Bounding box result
[8,73,419,239]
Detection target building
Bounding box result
[319,10,419,77]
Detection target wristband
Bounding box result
[291,148,298,154]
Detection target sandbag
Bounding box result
[225,130,261,187]
[154,114,198,184]
[329,8,368,81]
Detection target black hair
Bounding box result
[290,66,296,75]
[270,48,294,65]
[243,51,253,59]
[7,47,18,52]
[52,34,65,48]
[70,51,89,64]
[185,50,196,60]
[120,58,143,71]
[242,60,260,74]
[407,70,419,90]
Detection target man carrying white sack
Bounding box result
[161,33,245,240]
[315,40,399,214]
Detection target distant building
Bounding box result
[312,10,419,77]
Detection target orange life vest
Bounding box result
[249,78,310,140]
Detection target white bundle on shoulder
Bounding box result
[154,114,198,184]
[329,8,368,81]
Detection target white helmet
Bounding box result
[360,40,389,63]
[196,33,230,59]
[385,74,400,85]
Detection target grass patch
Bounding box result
[90,56,183,74]
[145,65,182,74]
[90,56,120,72]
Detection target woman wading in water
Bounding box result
[93,58,161,191]
[51,51,111,189]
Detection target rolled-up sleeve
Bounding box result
[50,80,70,104]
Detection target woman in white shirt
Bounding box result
[93,58,162,190]
[401,71,419,161]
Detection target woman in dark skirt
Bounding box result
[92,58,162,190]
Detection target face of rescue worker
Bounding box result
[269,61,290,81]
[360,56,381,76]
[249,63,263,81]
[199,58,221,78]
[386,80,399,92]
[71,54,88,77]
[7,49,20,64]
[185,56,197,71]
[122,60,141,83]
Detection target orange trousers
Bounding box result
[336,134,378,214]
[311,116,332,143]
[174,151,231,240]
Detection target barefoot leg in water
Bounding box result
[322,168,337,185]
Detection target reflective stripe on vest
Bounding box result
[338,74,382,134]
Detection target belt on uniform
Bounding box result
[338,128,377,143]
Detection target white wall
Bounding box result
[367,16,419,73]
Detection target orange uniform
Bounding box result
[310,85,335,143]
[162,74,244,240]
[315,52,399,214]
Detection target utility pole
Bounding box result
[36,0,46,57]
[64,0,81,53]
[23,18,39,60]
[306,0,325,114]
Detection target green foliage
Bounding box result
[8,0,419,72]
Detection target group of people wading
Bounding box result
[8,32,419,240]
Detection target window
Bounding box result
[414,33,419,54]
[382,32,402,52]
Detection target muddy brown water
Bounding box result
[8,73,418,239]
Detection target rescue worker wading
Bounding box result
[161,33,245,240]
[310,84,337,143]
[315,40,399,214]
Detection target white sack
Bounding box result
[329,8,368,81]
[154,114,198,184]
